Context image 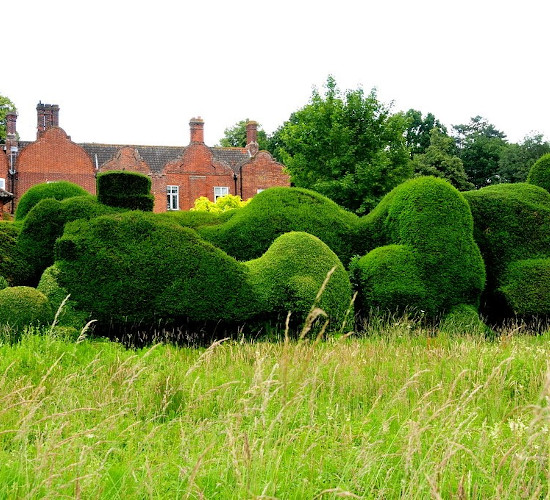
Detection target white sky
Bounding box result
[3,0,549,146]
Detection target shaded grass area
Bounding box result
[1,324,549,498]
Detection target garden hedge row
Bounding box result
[0,286,52,328]
[96,171,154,211]
[527,153,550,193]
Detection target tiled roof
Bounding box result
[211,147,250,172]
[80,143,184,174]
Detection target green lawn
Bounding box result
[0,324,549,498]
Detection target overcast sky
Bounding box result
[3,0,548,147]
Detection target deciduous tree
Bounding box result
[0,95,17,144]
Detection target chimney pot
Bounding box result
[189,117,205,144]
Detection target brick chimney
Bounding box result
[5,111,17,140]
[246,120,259,156]
[189,117,204,144]
[37,102,59,137]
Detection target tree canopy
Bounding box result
[269,76,412,214]
[498,133,550,183]
[405,109,448,157]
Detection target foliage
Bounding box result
[439,304,491,336]
[404,109,448,156]
[191,194,249,214]
[0,286,51,328]
[245,232,351,324]
[463,183,550,319]
[527,153,550,192]
[498,133,550,183]
[96,171,154,211]
[198,187,360,266]
[0,275,8,290]
[452,116,508,188]
[217,119,269,150]
[16,196,119,286]
[354,177,485,317]
[14,181,88,221]
[0,94,16,144]
[270,76,412,214]
[412,129,473,190]
[54,211,256,330]
[0,221,27,285]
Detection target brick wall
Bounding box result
[240,152,290,200]
[15,127,96,208]
[99,147,150,174]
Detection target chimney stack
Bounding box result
[246,121,258,145]
[189,117,204,144]
[37,102,59,137]
[5,111,17,139]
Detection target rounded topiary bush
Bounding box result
[96,171,154,211]
[16,195,120,285]
[527,153,550,192]
[0,221,28,285]
[0,286,52,328]
[15,181,88,221]
[439,304,490,336]
[0,276,8,290]
[463,183,550,319]
[198,187,360,266]
[54,211,256,329]
[245,231,352,325]
[355,176,486,317]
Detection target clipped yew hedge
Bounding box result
[353,177,486,317]
[96,171,154,211]
[464,183,550,318]
[198,187,360,266]
[527,153,550,192]
[0,221,28,285]
[246,231,352,324]
[54,211,256,329]
[16,196,120,285]
[15,181,88,221]
[0,286,52,328]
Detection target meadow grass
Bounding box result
[0,320,549,498]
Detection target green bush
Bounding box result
[0,221,28,285]
[0,276,8,290]
[354,177,486,317]
[198,187,360,266]
[54,211,256,328]
[16,196,120,286]
[246,232,352,325]
[463,183,550,318]
[15,181,88,221]
[439,304,490,336]
[37,265,89,328]
[96,171,154,211]
[527,153,550,192]
[0,286,52,328]
[155,210,223,229]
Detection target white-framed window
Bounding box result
[167,185,179,210]
[214,186,229,202]
[0,178,5,190]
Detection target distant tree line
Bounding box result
[219,77,550,214]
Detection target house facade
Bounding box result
[0,103,290,214]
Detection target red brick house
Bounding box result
[1,103,290,214]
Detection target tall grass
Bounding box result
[0,321,549,498]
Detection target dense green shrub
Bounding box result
[0,276,8,290]
[37,265,89,328]
[246,232,352,324]
[439,304,490,336]
[198,187,360,265]
[15,181,88,220]
[354,177,485,317]
[96,171,154,211]
[0,221,28,285]
[0,286,52,328]
[463,183,550,318]
[54,211,256,328]
[155,209,224,229]
[16,196,120,285]
[527,153,550,192]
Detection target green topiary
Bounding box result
[463,183,550,318]
[527,153,550,192]
[15,181,88,221]
[354,177,486,317]
[0,276,8,290]
[96,171,154,211]
[16,196,121,285]
[198,187,360,265]
[0,286,52,328]
[54,211,256,329]
[0,221,28,285]
[245,231,352,325]
[439,304,490,336]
